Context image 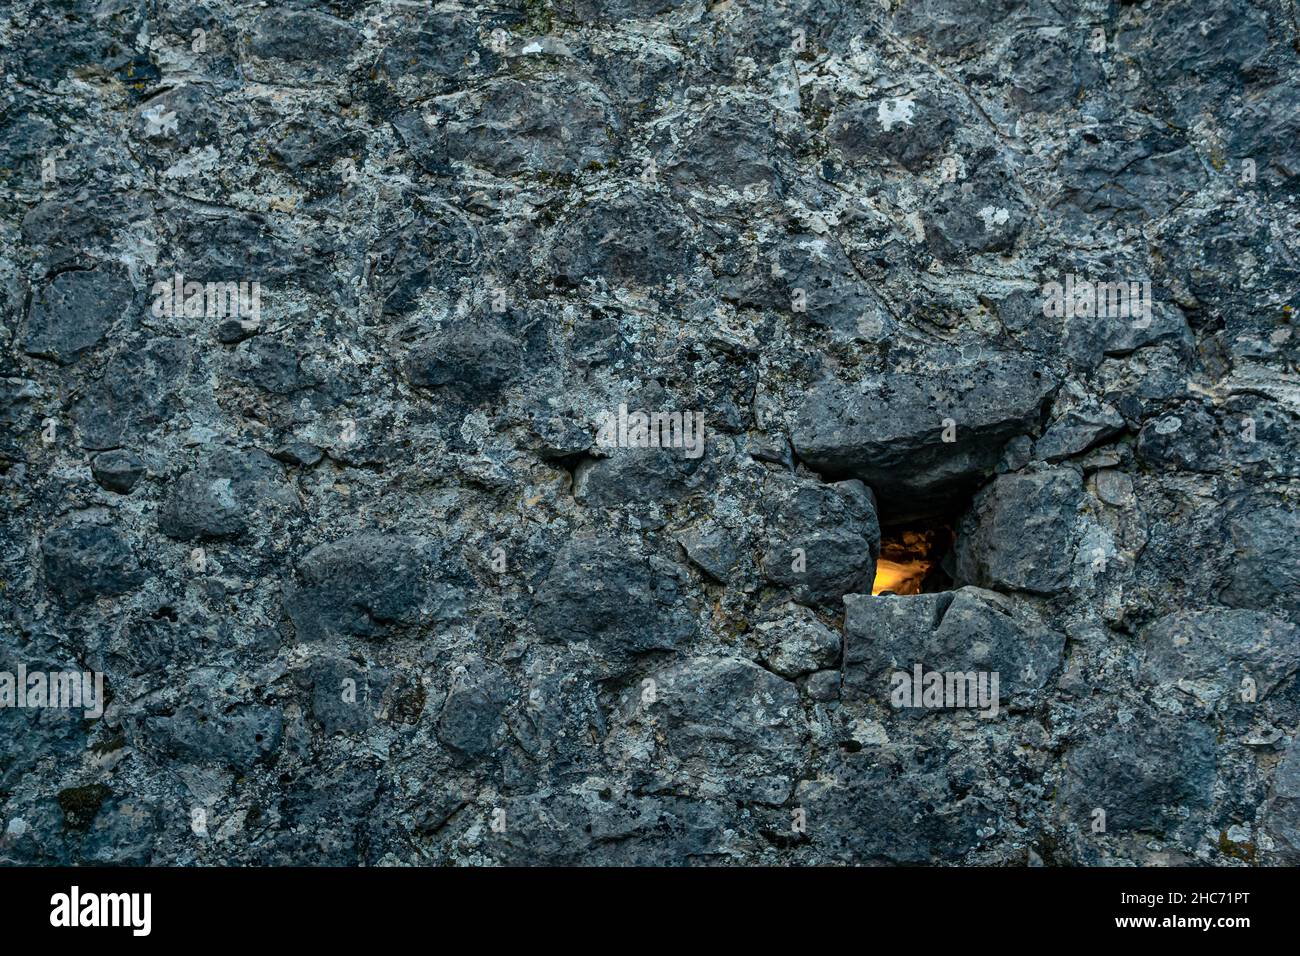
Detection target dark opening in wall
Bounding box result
[871,512,961,596]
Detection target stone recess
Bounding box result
[1,0,1298,867]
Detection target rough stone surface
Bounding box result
[1,0,1298,868]
[753,602,842,679]
[844,586,1066,709]
[955,466,1085,595]
[1139,609,1300,708]
[1059,711,1217,837]
[792,353,1057,514]
[1263,736,1300,864]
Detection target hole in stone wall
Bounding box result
[871,508,965,596]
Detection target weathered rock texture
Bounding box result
[1,0,1297,866]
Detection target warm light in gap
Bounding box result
[871,558,929,595]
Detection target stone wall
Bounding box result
[1,0,1297,865]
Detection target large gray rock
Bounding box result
[606,656,808,804]
[372,13,491,99]
[304,658,392,736]
[1139,609,1300,707]
[758,478,880,609]
[531,537,697,664]
[446,75,619,177]
[795,748,989,864]
[144,682,284,772]
[1219,496,1300,616]
[90,449,146,494]
[436,658,513,758]
[1034,402,1126,463]
[549,191,696,287]
[924,168,1029,259]
[1264,735,1300,864]
[843,587,1065,710]
[42,524,145,606]
[752,603,841,679]
[284,535,465,641]
[574,443,712,508]
[245,9,360,81]
[830,91,959,172]
[71,338,189,450]
[23,267,130,364]
[404,322,523,402]
[1136,405,1224,473]
[955,466,1084,595]
[791,355,1056,513]
[158,446,298,542]
[1059,712,1216,834]
[669,100,789,194]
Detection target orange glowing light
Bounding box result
[871,557,930,595]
